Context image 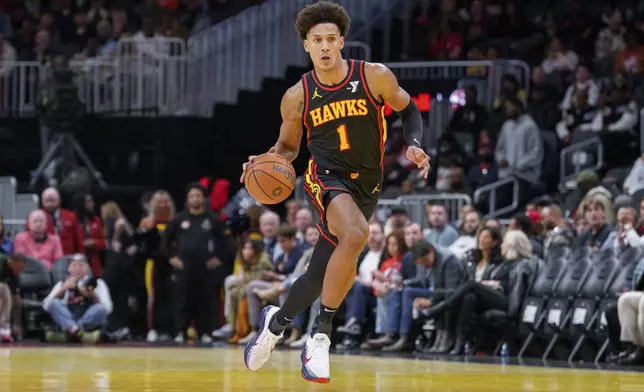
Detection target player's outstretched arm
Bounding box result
[240,81,304,183]
[365,63,430,178]
[273,81,305,162]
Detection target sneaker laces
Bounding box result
[309,335,330,361]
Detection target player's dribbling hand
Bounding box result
[240,147,277,183]
[406,146,431,179]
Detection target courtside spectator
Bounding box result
[294,208,313,243]
[449,210,481,259]
[623,154,644,196]
[14,210,64,269]
[74,193,106,277]
[0,216,12,255]
[424,204,458,247]
[138,190,176,343]
[615,207,643,249]
[0,254,26,342]
[576,198,616,250]
[32,188,85,256]
[43,254,112,343]
[540,205,576,258]
[259,210,281,261]
[411,240,463,354]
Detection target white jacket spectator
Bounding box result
[448,211,480,259]
[595,15,626,61]
[624,155,644,196]
[541,38,579,74]
[615,207,644,249]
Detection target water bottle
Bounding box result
[499,342,509,357]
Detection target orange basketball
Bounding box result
[244,153,296,205]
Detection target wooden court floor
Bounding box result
[1,346,644,392]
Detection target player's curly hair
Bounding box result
[294,1,351,40]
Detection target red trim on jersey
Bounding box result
[301,76,312,145]
[316,223,338,247]
[311,60,355,91]
[312,162,326,189]
[359,61,382,108]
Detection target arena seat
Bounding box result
[516,248,574,358]
[18,256,53,337]
[568,247,644,362]
[480,256,544,356]
[539,247,593,360]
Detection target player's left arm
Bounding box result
[365,63,430,178]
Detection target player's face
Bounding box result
[304,23,344,71]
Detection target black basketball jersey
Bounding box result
[302,59,387,174]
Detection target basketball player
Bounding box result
[240,1,429,383]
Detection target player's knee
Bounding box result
[338,223,368,250]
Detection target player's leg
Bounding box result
[301,194,369,383]
[243,235,335,372]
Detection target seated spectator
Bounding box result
[0,216,12,255]
[42,255,112,343]
[614,29,644,74]
[217,239,271,342]
[409,240,463,354]
[541,38,579,75]
[384,206,409,237]
[74,193,106,277]
[623,154,644,196]
[422,230,533,354]
[555,87,599,144]
[448,210,481,259]
[0,254,26,342]
[243,225,308,344]
[495,97,544,206]
[336,222,386,339]
[597,73,638,133]
[424,204,459,247]
[613,257,644,364]
[561,65,600,111]
[448,85,488,138]
[638,199,644,235]
[540,204,576,258]
[615,207,643,249]
[360,229,409,350]
[259,210,281,261]
[30,188,85,256]
[446,226,503,354]
[509,213,544,259]
[293,209,313,244]
[14,210,64,269]
[575,198,616,250]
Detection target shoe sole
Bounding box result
[300,345,331,383]
[244,305,275,371]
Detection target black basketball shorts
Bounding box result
[302,159,381,246]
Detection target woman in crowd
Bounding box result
[101,201,137,340]
[225,239,272,343]
[13,210,64,269]
[361,229,409,350]
[74,193,106,277]
[138,190,176,343]
[0,216,12,255]
[423,230,534,354]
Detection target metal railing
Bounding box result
[343,41,372,62]
[0,62,46,116]
[640,107,644,154]
[559,136,604,186]
[473,176,520,218]
[375,193,472,228]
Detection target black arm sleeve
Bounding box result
[161,216,179,259]
[396,99,424,148]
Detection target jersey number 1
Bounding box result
[336,124,351,151]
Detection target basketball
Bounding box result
[244,153,296,204]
